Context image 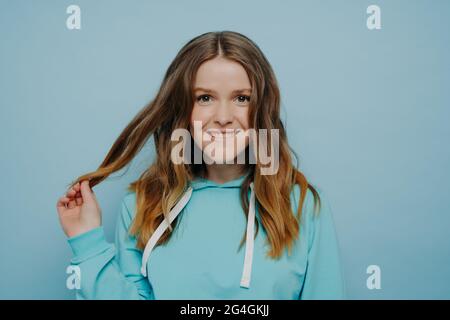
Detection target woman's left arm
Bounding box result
[297,188,347,300]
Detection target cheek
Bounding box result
[190,106,209,150]
[190,107,204,134]
[190,105,211,123]
[236,108,250,129]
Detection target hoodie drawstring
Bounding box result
[140,182,256,289]
[240,182,255,288]
[140,186,193,277]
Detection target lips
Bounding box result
[205,128,243,140]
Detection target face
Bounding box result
[190,57,251,164]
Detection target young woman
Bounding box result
[56,31,345,300]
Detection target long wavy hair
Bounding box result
[69,31,321,259]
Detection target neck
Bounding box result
[203,164,247,184]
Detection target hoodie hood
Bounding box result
[140,174,256,289]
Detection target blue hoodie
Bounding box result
[66,174,346,299]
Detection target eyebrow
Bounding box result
[194,87,252,94]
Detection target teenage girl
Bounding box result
[56,31,345,300]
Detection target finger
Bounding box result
[64,191,75,200]
[66,188,77,198]
[73,182,81,192]
[57,196,70,209]
[75,196,83,206]
[80,180,95,203]
[68,200,76,209]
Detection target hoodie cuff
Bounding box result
[67,226,112,259]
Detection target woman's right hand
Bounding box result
[56,180,102,238]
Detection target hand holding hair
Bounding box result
[56,180,102,238]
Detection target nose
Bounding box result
[214,101,233,126]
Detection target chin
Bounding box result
[202,145,248,164]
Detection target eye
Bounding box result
[196,94,213,105]
[235,95,250,105]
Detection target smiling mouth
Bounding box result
[205,128,244,140]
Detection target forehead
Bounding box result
[194,57,251,92]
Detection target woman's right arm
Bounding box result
[57,181,154,300]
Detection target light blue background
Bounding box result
[1,0,449,299]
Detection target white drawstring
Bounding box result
[140,182,256,290]
[140,187,193,277]
[240,182,255,288]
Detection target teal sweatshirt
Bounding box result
[66,174,346,299]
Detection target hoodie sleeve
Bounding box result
[66,193,154,300]
[296,186,346,300]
